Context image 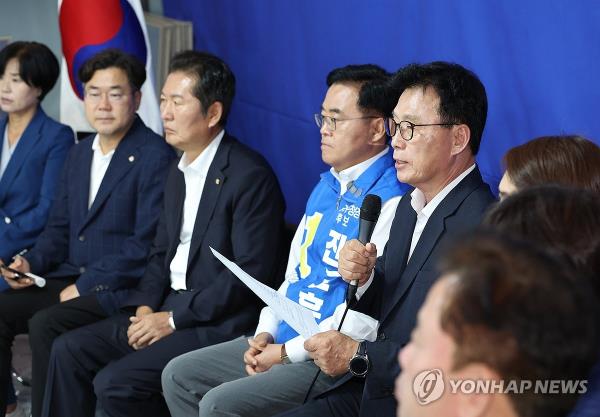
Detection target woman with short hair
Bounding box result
[0,41,74,417]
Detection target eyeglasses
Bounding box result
[84,89,133,104]
[314,114,379,131]
[385,119,458,141]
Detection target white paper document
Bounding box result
[210,247,320,339]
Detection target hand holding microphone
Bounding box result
[338,194,381,303]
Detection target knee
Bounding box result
[198,386,231,417]
[162,355,194,398]
[94,366,119,401]
[50,333,76,362]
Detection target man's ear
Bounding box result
[453,363,497,417]
[450,124,471,156]
[368,117,387,146]
[133,90,142,110]
[207,101,224,128]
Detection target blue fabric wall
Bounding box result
[164,0,600,222]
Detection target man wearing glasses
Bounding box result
[160,64,409,417]
[276,62,495,417]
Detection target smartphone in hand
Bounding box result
[0,264,27,280]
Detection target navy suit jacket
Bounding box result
[325,167,495,417]
[24,116,175,313]
[121,133,287,342]
[0,107,74,261]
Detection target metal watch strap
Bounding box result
[280,343,291,364]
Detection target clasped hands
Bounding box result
[127,306,173,350]
[243,332,282,375]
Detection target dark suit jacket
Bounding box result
[325,167,495,417]
[121,133,286,341]
[24,116,175,313]
[0,107,74,261]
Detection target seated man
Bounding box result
[395,232,600,417]
[161,64,410,417]
[482,185,600,417]
[277,62,496,417]
[0,48,175,417]
[41,50,286,417]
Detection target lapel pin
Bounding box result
[215,178,221,185]
[128,155,135,162]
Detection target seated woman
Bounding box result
[498,135,600,199]
[0,41,74,416]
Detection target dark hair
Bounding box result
[78,48,146,91]
[439,232,600,417]
[483,185,600,297]
[0,41,59,101]
[326,64,395,116]
[390,61,487,155]
[168,50,235,126]
[504,135,600,193]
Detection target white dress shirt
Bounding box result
[169,130,224,291]
[0,126,19,179]
[254,148,402,362]
[407,164,476,261]
[88,135,116,209]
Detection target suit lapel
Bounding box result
[380,168,484,322]
[380,194,417,319]
[166,170,186,263]
[185,136,231,271]
[78,120,142,232]
[0,108,45,203]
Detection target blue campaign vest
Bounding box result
[276,152,410,343]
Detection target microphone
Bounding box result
[346,194,382,303]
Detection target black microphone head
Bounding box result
[360,194,382,222]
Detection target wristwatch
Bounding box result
[280,343,292,364]
[348,341,370,377]
[168,311,176,330]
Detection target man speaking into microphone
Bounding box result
[277,62,496,417]
[161,64,409,417]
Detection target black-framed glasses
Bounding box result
[314,114,379,131]
[385,119,458,141]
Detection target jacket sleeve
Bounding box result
[24,145,77,273]
[0,125,74,259]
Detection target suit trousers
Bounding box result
[161,337,340,417]
[28,294,109,417]
[42,313,204,417]
[272,378,364,417]
[0,277,74,414]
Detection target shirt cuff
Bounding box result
[356,270,375,300]
[254,306,280,339]
[285,335,310,363]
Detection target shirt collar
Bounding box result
[91,134,116,158]
[178,129,225,177]
[330,147,389,194]
[410,164,476,218]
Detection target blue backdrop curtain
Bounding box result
[164,0,600,223]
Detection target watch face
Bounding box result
[350,356,369,376]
